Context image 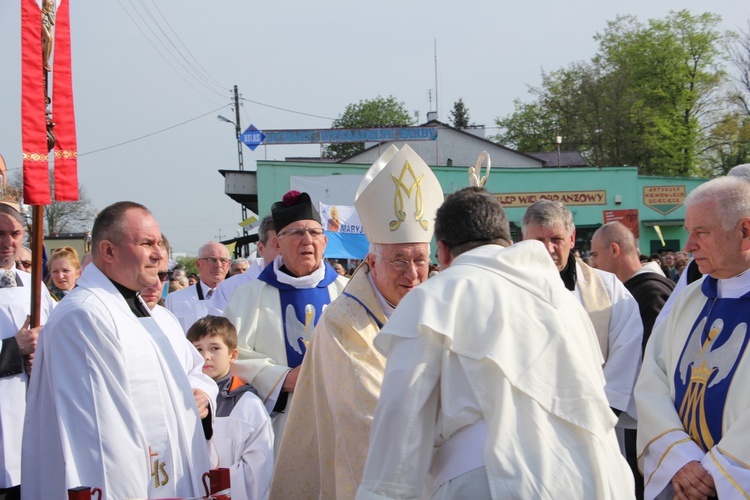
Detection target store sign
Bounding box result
[495,190,606,208]
[603,209,639,238]
[643,185,686,215]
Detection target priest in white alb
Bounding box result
[22,202,212,500]
[357,187,634,499]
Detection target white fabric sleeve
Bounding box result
[641,431,705,499]
[654,263,691,329]
[225,393,275,500]
[264,373,286,414]
[703,447,750,499]
[601,273,643,413]
[356,331,442,500]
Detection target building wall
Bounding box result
[256,161,706,255]
[346,127,542,168]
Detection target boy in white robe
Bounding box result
[188,315,274,500]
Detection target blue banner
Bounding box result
[261,127,438,145]
[323,232,369,259]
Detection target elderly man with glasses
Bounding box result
[270,145,444,498]
[166,241,231,332]
[224,190,348,456]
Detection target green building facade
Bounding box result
[256,161,707,256]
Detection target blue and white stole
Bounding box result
[257,262,339,368]
[673,276,750,451]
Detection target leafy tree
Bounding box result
[450,98,471,128]
[494,10,729,176]
[322,96,413,160]
[728,21,750,115]
[176,256,198,276]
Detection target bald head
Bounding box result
[590,222,642,282]
[595,222,638,256]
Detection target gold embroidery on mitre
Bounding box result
[389,160,427,232]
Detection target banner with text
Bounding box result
[494,190,607,208]
[319,202,368,259]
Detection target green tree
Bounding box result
[494,10,729,175]
[450,98,471,128]
[322,96,413,160]
[176,256,198,276]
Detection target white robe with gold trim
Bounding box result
[635,273,750,499]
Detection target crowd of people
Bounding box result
[2,154,750,499]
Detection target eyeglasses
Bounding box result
[380,258,430,272]
[199,257,231,266]
[16,260,32,270]
[158,271,173,282]
[279,227,325,239]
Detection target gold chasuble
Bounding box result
[270,265,387,499]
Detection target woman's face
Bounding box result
[50,256,81,291]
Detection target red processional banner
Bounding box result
[21,0,50,205]
[51,0,79,202]
[21,0,78,205]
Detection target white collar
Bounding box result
[367,271,395,319]
[272,256,326,289]
[717,268,750,299]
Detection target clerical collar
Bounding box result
[109,278,151,318]
[272,255,326,289]
[367,270,396,319]
[716,268,750,299]
[559,255,577,291]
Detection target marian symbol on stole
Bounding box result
[285,304,316,355]
[390,160,428,232]
[677,316,747,451]
[149,447,169,488]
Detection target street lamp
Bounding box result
[216,114,244,171]
[217,109,248,242]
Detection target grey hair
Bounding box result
[198,241,229,258]
[231,257,249,266]
[685,176,750,230]
[728,164,750,183]
[594,222,637,256]
[522,199,575,237]
[368,242,385,258]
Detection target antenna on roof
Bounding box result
[434,39,439,120]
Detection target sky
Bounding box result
[0,1,747,256]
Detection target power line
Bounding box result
[143,0,227,91]
[78,105,229,157]
[240,97,336,121]
[116,0,228,103]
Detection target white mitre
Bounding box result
[354,144,444,244]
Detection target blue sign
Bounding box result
[241,125,266,151]
[260,127,438,145]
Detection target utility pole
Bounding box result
[233,85,244,171]
[232,85,248,236]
